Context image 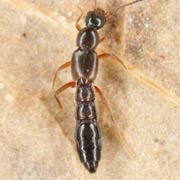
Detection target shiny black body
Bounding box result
[75,78,101,172]
[71,8,106,173]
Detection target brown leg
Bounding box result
[93,0,97,9]
[104,11,110,21]
[94,85,136,159]
[76,9,83,31]
[55,81,76,109]
[98,37,105,45]
[52,61,71,89]
[98,53,134,70]
[94,85,115,126]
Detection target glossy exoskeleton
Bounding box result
[53,0,143,173]
[72,8,106,173]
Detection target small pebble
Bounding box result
[128,16,133,23]
[58,16,67,26]
[144,23,149,28]
[0,83,5,90]
[67,12,72,17]
[20,15,27,25]
[4,93,14,102]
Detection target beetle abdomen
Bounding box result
[75,121,101,173]
[75,78,101,173]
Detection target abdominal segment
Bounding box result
[74,78,101,173]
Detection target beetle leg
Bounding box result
[52,61,71,89]
[94,85,136,159]
[76,8,83,31]
[98,53,134,70]
[54,81,76,109]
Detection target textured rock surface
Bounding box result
[0,0,180,179]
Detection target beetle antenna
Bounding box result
[105,0,144,22]
[94,0,97,10]
[116,0,143,11]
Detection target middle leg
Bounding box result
[52,61,71,89]
[98,53,134,70]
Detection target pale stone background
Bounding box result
[0,0,180,180]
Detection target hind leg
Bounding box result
[54,81,76,109]
[94,85,136,159]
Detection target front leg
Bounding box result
[76,8,83,31]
